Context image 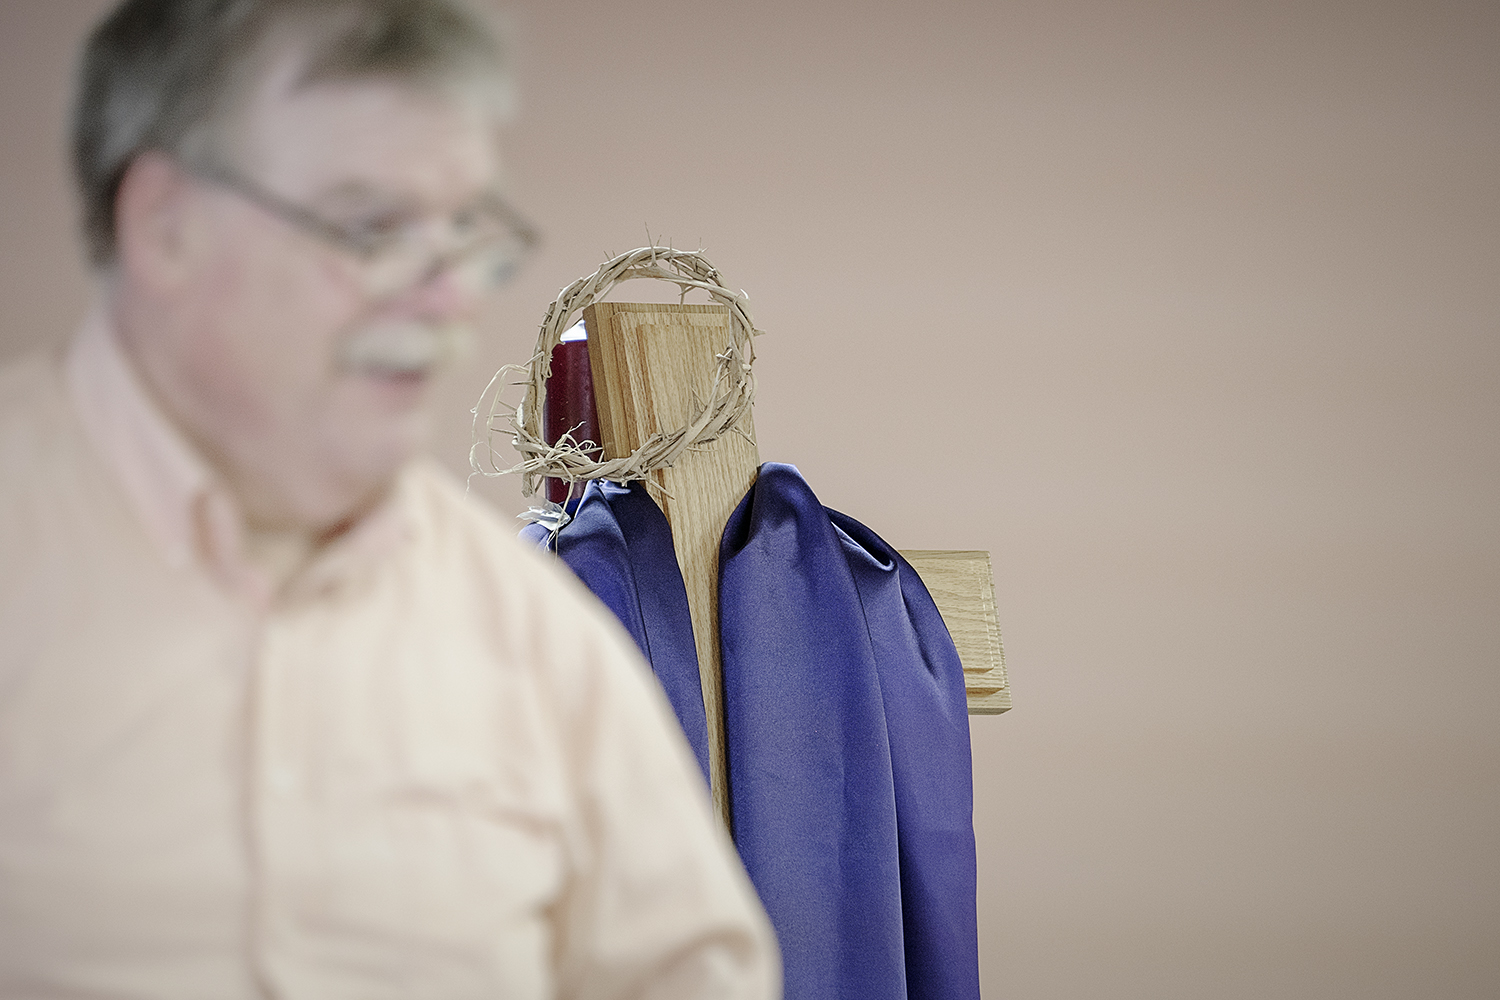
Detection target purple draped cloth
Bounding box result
[526,464,979,1000]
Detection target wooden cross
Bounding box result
[577,302,1009,827]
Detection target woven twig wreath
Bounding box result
[471,246,760,499]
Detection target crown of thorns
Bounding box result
[472,246,760,499]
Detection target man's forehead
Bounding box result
[226,51,506,203]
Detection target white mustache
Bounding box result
[339,322,474,375]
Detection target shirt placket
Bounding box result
[246,602,319,997]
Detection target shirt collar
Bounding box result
[65,307,216,573]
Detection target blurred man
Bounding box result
[0,1,778,996]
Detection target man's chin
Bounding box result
[324,390,433,474]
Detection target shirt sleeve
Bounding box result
[526,558,781,1000]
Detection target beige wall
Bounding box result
[4,0,1498,996]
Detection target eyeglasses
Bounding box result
[184,159,540,298]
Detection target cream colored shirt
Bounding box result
[0,317,779,999]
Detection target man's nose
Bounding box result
[398,261,482,321]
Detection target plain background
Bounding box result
[3,1,1497,996]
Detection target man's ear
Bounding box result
[114,151,199,291]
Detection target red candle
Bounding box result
[542,323,602,504]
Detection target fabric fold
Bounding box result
[824,506,980,1000]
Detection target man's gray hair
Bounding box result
[73,0,512,268]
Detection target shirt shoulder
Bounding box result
[0,351,159,646]
[0,352,93,520]
[393,459,652,684]
[0,352,68,454]
[389,460,711,788]
[397,458,581,602]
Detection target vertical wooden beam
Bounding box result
[583,302,759,827]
